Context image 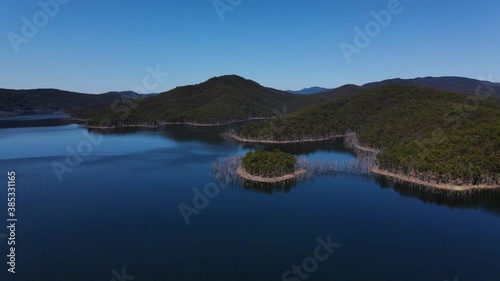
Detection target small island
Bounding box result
[237,149,306,183]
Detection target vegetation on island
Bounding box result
[242,150,297,178]
[236,85,500,186]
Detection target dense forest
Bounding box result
[242,149,297,178]
[72,75,327,126]
[363,76,500,99]
[3,75,498,122]
[237,85,500,186]
[0,88,142,113]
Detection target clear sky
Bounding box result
[1,0,499,93]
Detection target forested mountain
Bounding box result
[314,84,361,99]
[74,75,327,126]
[237,85,500,186]
[3,76,498,118]
[287,76,500,100]
[362,76,500,99]
[0,88,142,113]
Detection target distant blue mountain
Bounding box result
[100,91,159,99]
[286,87,330,95]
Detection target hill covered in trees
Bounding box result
[0,88,142,114]
[3,75,498,122]
[314,84,361,99]
[74,75,326,126]
[362,76,500,99]
[236,85,500,186]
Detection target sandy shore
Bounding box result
[227,133,344,144]
[85,124,159,129]
[352,144,380,153]
[237,166,306,183]
[371,166,499,191]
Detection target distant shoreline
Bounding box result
[237,166,306,183]
[85,124,159,129]
[227,133,498,191]
[82,118,272,129]
[226,133,344,144]
[162,118,270,127]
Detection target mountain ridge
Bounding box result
[2,75,499,117]
[0,88,150,113]
[286,87,330,95]
[73,75,327,126]
[362,76,500,98]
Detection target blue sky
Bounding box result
[1,0,499,93]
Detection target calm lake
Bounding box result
[0,115,499,281]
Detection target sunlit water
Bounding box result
[0,116,499,281]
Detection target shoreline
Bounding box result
[227,133,379,153]
[162,118,271,127]
[351,143,380,154]
[237,166,306,183]
[82,118,272,129]
[228,133,498,191]
[371,166,499,191]
[85,124,159,129]
[68,117,90,122]
[226,133,344,144]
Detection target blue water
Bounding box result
[0,118,499,281]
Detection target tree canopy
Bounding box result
[237,85,500,186]
[242,149,297,178]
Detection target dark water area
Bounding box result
[0,114,71,129]
[0,116,499,281]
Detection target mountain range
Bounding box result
[287,76,500,99]
[362,76,500,98]
[0,88,151,114]
[1,76,499,121]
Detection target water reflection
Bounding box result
[376,176,500,215]
[0,113,68,121]
[240,179,298,194]
[239,138,352,156]
[0,117,72,129]
[87,125,231,145]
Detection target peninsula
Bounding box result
[233,85,500,190]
